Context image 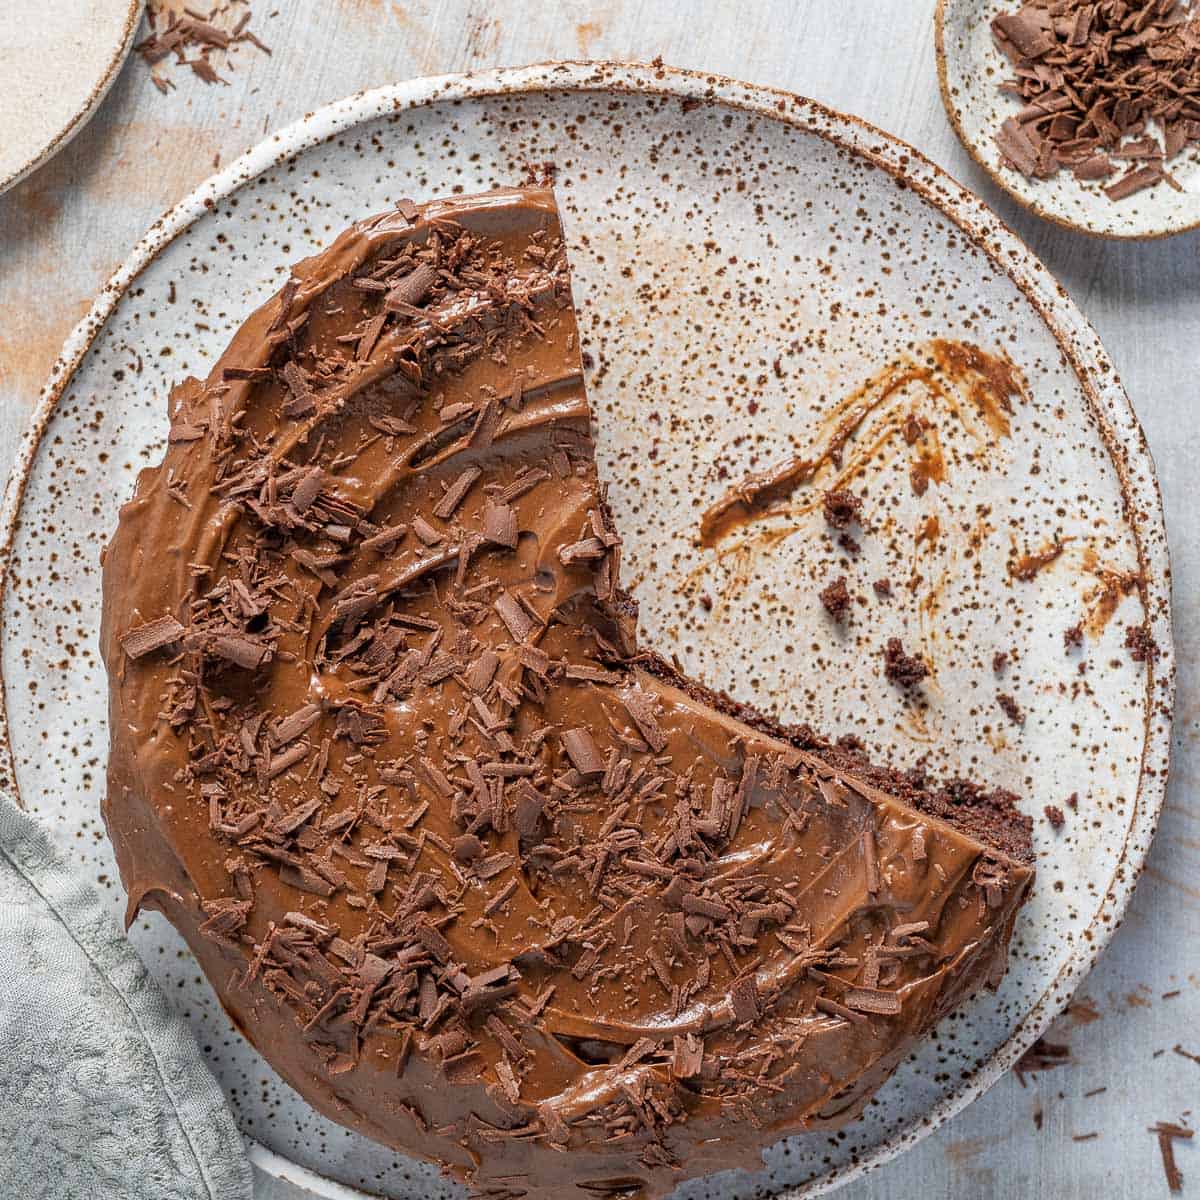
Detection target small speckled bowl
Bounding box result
[936,0,1200,239]
[0,62,1174,1200]
[0,0,143,196]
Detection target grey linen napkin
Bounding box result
[0,793,253,1200]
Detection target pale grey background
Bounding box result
[0,3,1196,1197]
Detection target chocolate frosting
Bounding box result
[100,188,1034,1199]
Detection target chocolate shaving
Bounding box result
[433,467,482,520]
[482,501,519,549]
[385,263,439,311]
[281,361,315,417]
[494,591,536,642]
[844,986,902,1016]
[1105,162,1167,200]
[121,615,185,660]
[212,634,272,670]
[1150,1122,1193,1193]
[561,728,605,777]
[291,468,325,513]
[616,688,668,753]
[730,974,761,1023]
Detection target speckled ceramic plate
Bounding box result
[936,0,1200,239]
[0,63,1173,1200]
[0,0,143,196]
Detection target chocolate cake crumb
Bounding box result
[992,651,1009,674]
[1125,623,1160,663]
[822,489,862,530]
[883,638,928,690]
[837,532,861,557]
[1064,623,1083,651]
[1044,805,1064,830]
[997,692,1025,725]
[820,576,852,623]
[873,578,892,599]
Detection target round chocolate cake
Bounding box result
[100,188,1033,1199]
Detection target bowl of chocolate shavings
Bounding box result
[936,0,1200,238]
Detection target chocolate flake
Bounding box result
[433,467,482,520]
[212,634,272,670]
[730,974,761,1023]
[1150,1122,1193,1193]
[385,263,439,311]
[844,986,902,1017]
[121,615,185,660]
[494,591,536,642]
[561,727,605,777]
[482,501,519,549]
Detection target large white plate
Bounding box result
[0,63,1173,1199]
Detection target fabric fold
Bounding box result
[0,793,252,1200]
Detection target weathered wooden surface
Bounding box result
[1,3,1197,1197]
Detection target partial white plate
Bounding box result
[936,0,1200,239]
[0,0,143,195]
[0,63,1173,1199]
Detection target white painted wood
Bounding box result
[0,3,1196,1197]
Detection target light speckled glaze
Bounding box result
[0,64,1173,1200]
[0,0,144,196]
[936,0,1200,239]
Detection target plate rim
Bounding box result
[0,0,145,197]
[933,0,1200,241]
[0,60,1175,1200]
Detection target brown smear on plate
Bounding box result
[1080,546,1142,636]
[696,340,1142,652]
[1010,536,1071,581]
[698,338,1025,551]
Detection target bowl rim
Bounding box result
[0,59,1175,1200]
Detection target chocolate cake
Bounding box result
[100,188,1034,1199]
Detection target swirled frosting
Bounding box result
[101,188,1033,1199]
